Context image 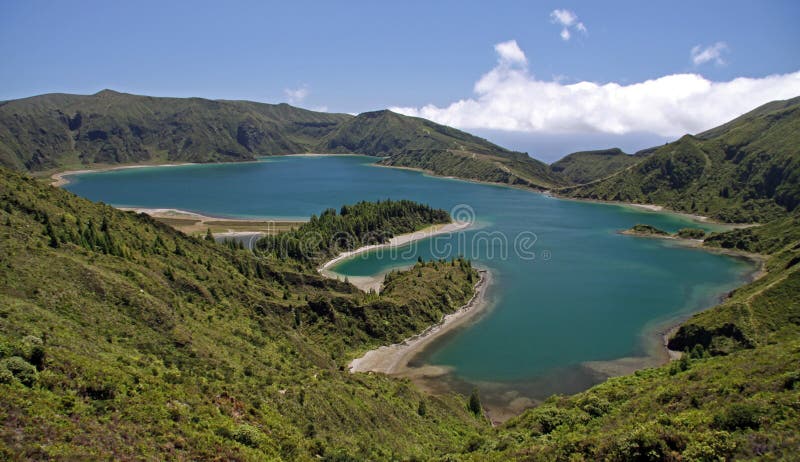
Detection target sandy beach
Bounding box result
[118,207,303,236]
[48,162,199,187]
[318,221,468,292]
[349,269,490,375]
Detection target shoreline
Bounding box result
[48,161,199,187]
[371,162,552,195]
[373,161,755,229]
[552,193,753,228]
[318,221,468,292]
[618,227,767,361]
[118,207,305,236]
[349,270,490,375]
[46,154,376,187]
[47,155,760,230]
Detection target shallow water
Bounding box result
[65,155,754,406]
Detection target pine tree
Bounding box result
[468,388,482,416]
[205,228,214,242]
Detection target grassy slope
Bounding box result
[669,214,800,355]
[0,92,567,190]
[0,90,351,171]
[320,110,567,189]
[559,97,800,223]
[549,148,643,184]
[0,169,488,460]
[457,215,800,461]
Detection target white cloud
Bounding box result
[691,42,728,66]
[550,9,577,26]
[284,85,309,104]
[390,41,800,137]
[550,9,587,41]
[494,40,527,66]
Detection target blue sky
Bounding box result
[2,1,799,160]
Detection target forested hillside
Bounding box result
[0,90,351,171]
[549,148,644,184]
[256,199,450,262]
[0,168,485,460]
[559,97,800,223]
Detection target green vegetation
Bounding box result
[560,97,800,223]
[255,199,450,263]
[549,148,643,184]
[0,90,350,171]
[623,223,670,236]
[0,168,487,460]
[481,339,800,460]
[676,227,707,239]
[624,225,709,240]
[319,109,511,158]
[382,148,566,190]
[704,213,800,253]
[669,214,800,355]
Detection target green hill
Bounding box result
[549,148,643,184]
[0,91,566,190]
[318,109,511,157]
[0,90,351,171]
[559,97,800,223]
[319,109,567,189]
[0,168,487,460]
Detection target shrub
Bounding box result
[676,228,707,239]
[578,395,611,417]
[0,367,14,384]
[610,424,673,461]
[232,424,263,448]
[525,406,579,436]
[682,431,735,460]
[1,356,37,386]
[465,434,485,452]
[713,403,762,431]
[782,371,800,390]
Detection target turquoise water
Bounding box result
[65,156,753,394]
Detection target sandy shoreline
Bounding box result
[116,207,304,236]
[349,269,490,375]
[48,162,200,187]
[48,154,376,187]
[318,221,468,292]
